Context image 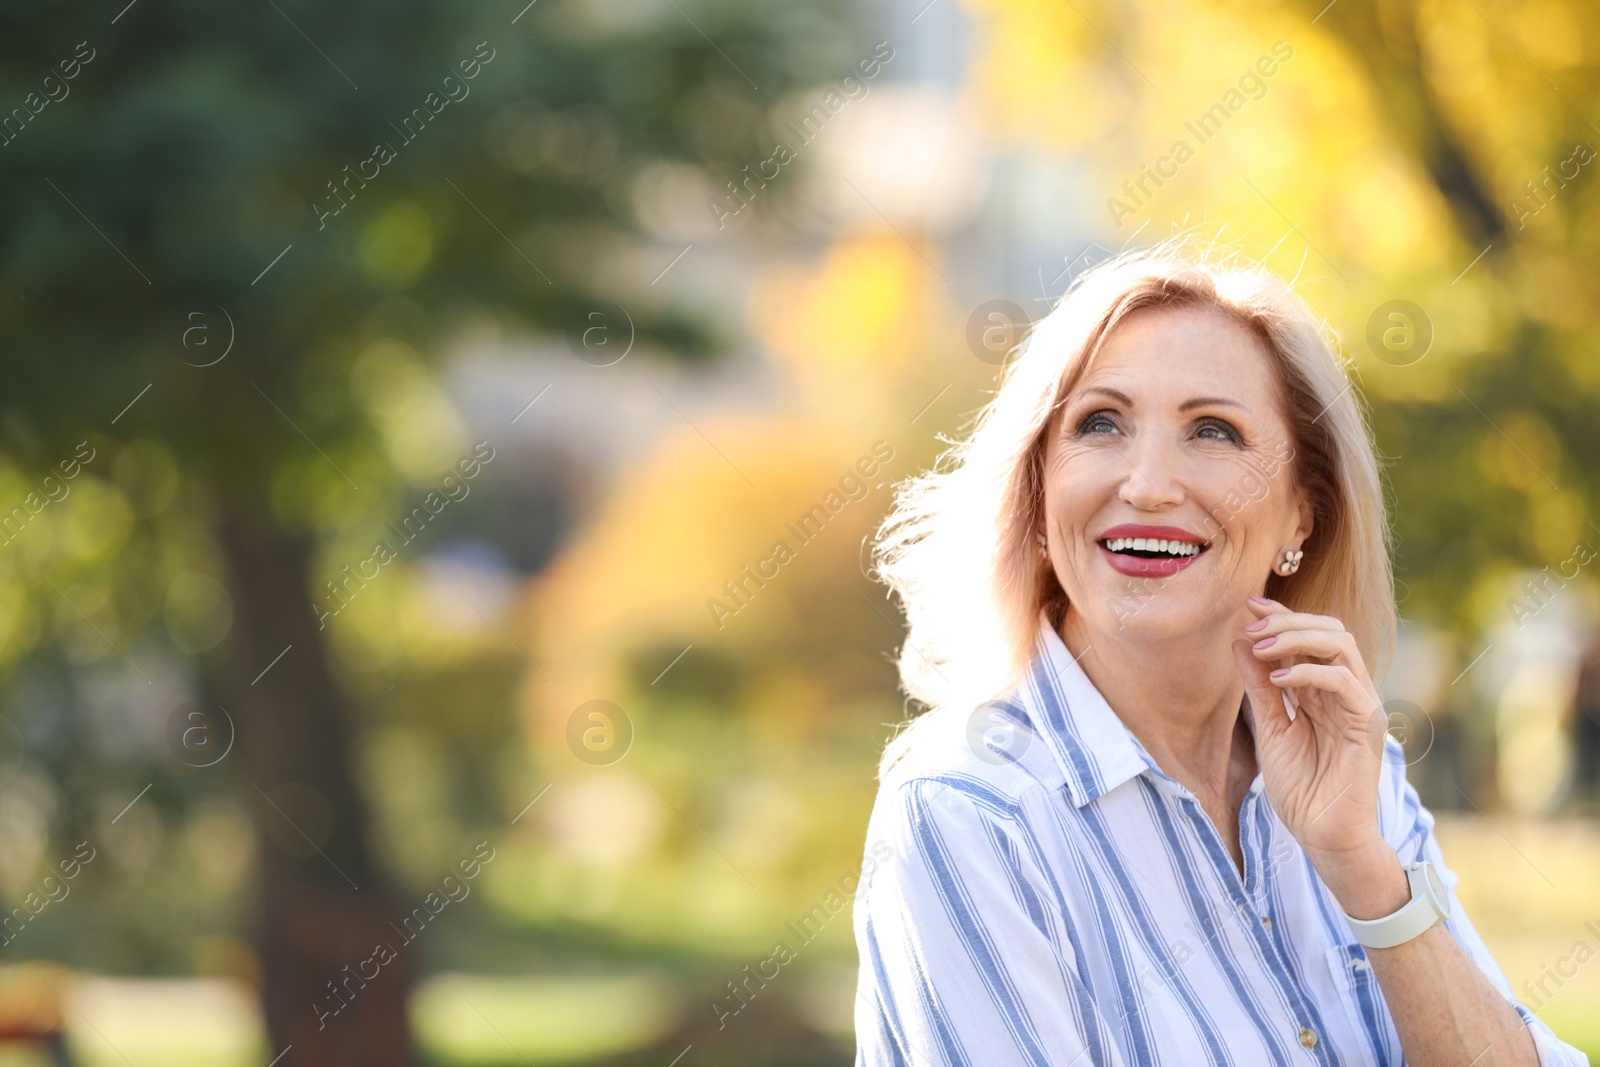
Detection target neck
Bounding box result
[1058,608,1253,805]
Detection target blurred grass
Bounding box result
[40,814,1599,1065]
[0,1049,56,1067]
[61,977,261,1067]
[1436,814,1600,1059]
[410,973,679,1064]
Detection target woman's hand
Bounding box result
[1230,595,1404,914]
[1231,597,1548,1067]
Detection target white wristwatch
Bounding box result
[1343,860,1451,949]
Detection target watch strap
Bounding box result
[1344,861,1449,950]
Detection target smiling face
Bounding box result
[1040,303,1313,643]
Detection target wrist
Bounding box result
[1306,837,1408,921]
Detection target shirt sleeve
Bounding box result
[852,775,1123,1067]
[1380,742,1591,1067]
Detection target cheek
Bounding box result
[1042,456,1105,535]
[1047,441,1123,493]
[1195,446,1263,483]
[1051,433,1120,463]
[1196,454,1293,541]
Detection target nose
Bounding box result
[1116,434,1186,512]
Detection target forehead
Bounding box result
[1076,304,1284,415]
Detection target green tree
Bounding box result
[0,0,849,1061]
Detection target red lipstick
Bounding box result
[1095,523,1210,578]
[1098,524,1208,543]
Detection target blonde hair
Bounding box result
[870,243,1396,770]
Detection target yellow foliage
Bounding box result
[525,419,897,742]
[1475,411,1561,490]
[1509,0,1585,70]
[1525,490,1588,564]
[360,201,434,284]
[63,478,134,565]
[350,338,470,480]
[747,230,935,409]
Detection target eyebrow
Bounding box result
[1077,386,1250,414]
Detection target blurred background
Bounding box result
[0,0,1597,1063]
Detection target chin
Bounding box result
[1099,597,1209,640]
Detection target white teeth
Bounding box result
[1101,536,1203,557]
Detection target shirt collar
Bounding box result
[1015,614,1152,807]
[1018,613,1264,808]
[1024,614,1260,806]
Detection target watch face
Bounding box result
[1424,864,1448,913]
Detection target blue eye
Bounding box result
[1196,418,1242,443]
[1078,410,1118,435]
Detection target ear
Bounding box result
[1290,484,1314,546]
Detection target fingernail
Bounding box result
[1249,595,1271,604]
[1269,668,1290,679]
[1245,619,1268,632]
[1254,636,1277,649]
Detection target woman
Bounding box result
[852,249,1587,1066]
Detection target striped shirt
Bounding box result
[853,614,1588,1066]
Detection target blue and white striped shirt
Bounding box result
[853,615,1587,1066]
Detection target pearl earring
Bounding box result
[1277,548,1304,576]
[1036,532,1048,557]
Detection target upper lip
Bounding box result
[1098,524,1209,545]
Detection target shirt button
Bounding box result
[1298,1028,1318,1049]
[1261,915,1272,931]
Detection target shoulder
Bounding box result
[869,697,1068,830]
[878,697,1067,799]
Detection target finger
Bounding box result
[1245,597,1346,629]
[1233,639,1291,740]
[1246,593,1345,616]
[1244,604,1349,639]
[1265,662,1381,724]
[1250,628,1359,667]
[1244,596,1292,620]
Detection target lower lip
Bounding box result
[1097,543,1206,577]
